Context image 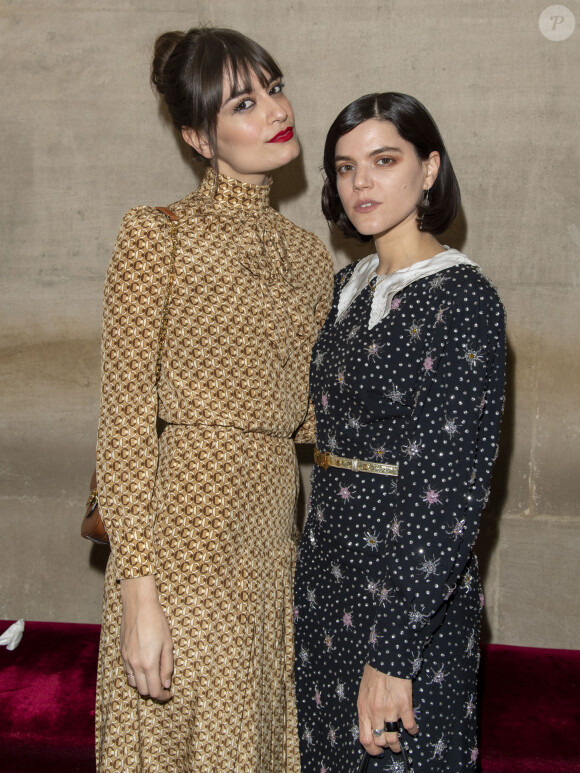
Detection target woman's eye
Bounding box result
[233,98,254,112]
[336,164,354,175]
[269,81,284,95]
[377,157,394,166]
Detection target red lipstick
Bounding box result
[268,127,294,143]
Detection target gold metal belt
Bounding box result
[313,447,398,477]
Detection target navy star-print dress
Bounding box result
[294,260,506,773]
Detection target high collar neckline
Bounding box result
[197,167,272,211]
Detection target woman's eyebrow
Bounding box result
[335,146,403,163]
[223,75,279,106]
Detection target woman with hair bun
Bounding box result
[293,92,505,771]
[95,26,333,772]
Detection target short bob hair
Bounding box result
[321,92,461,240]
[151,27,283,165]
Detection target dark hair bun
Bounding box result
[151,31,186,97]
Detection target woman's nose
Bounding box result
[267,96,289,123]
[353,167,371,190]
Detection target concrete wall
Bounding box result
[1,1,578,648]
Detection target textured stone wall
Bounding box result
[1,1,578,647]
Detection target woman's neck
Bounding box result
[374,222,443,275]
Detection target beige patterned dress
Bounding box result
[95,168,333,772]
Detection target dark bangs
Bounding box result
[186,30,283,162]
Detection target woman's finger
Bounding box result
[400,707,419,736]
[383,726,402,754]
[360,718,387,755]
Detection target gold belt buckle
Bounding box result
[315,449,331,470]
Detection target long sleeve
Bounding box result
[367,277,506,678]
[96,208,173,580]
[294,246,335,445]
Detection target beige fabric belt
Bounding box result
[313,447,398,477]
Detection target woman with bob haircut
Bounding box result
[95,26,333,772]
[293,92,505,772]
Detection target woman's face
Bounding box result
[334,118,439,240]
[184,69,300,185]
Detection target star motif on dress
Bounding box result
[408,320,423,340]
[368,623,381,648]
[293,606,299,621]
[312,351,325,368]
[327,434,339,453]
[335,680,346,701]
[366,341,384,359]
[323,631,334,650]
[342,611,353,628]
[338,484,353,501]
[327,725,338,746]
[423,487,443,508]
[469,746,479,765]
[366,579,380,597]
[443,414,461,437]
[418,556,441,578]
[321,393,329,412]
[377,584,393,606]
[447,517,467,540]
[350,720,360,740]
[461,571,474,591]
[363,531,382,550]
[423,352,435,371]
[306,588,317,608]
[434,304,448,325]
[346,414,362,434]
[410,651,423,677]
[372,445,388,461]
[408,605,429,626]
[389,515,403,540]
[463,343,485,368]
[465,695,476,717]
[315,505,326,524]
[386,759,408,773]
[299,645,310,665]
[337,370,346,387]
[330,563,343,582]
[428,665,448,686]
[347,324,361,341]
[302,725,313,746]
[402,439,423,458]
[479,591,486,609]
[466,631,477,655]
[391,296,402,310]
[387,386,405,403]
[430,735,447,760]
[314,686,322,707]
[479,486,491,507]
[430,274,450,291]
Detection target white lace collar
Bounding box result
[336,248,478,329]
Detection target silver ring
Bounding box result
[372,727,385,737]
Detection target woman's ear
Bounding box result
[181,127,212,160]
[424,150,440,189]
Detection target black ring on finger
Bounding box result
[384,721,400,733]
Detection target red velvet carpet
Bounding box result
[0,621,579,772]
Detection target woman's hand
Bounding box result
[358,664,418,756]
[120,575,173,702]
